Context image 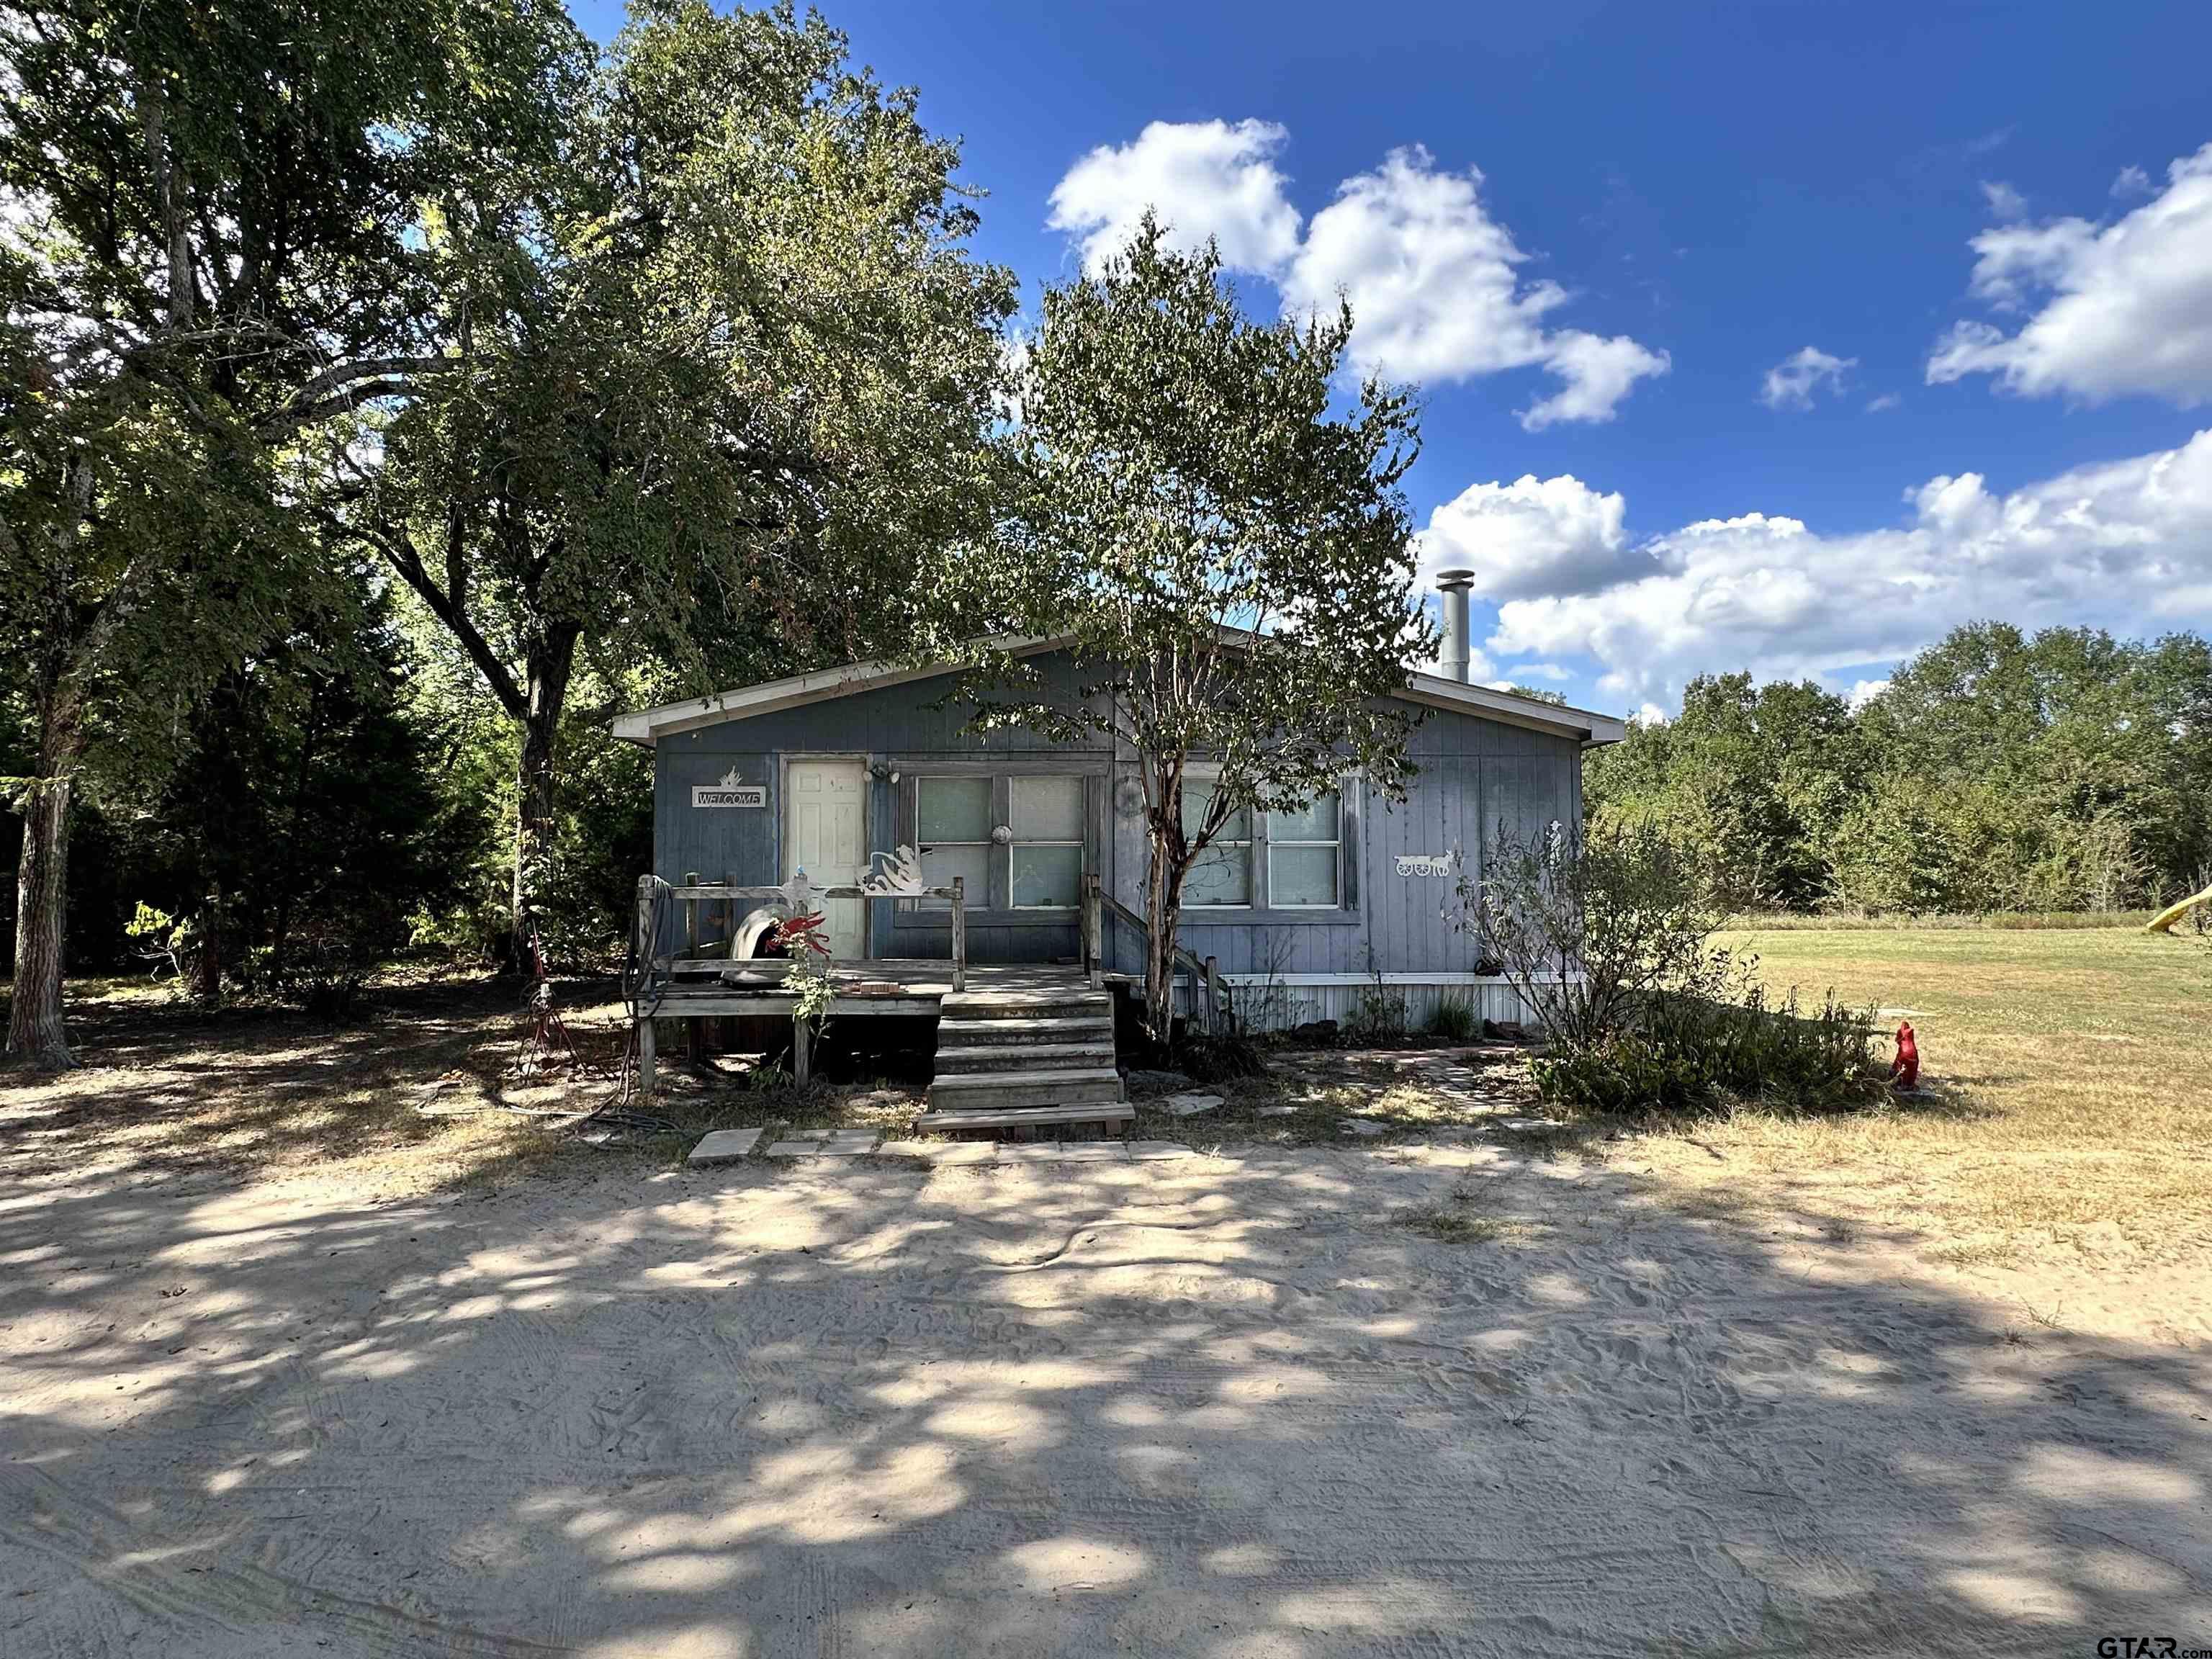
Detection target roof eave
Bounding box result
[609,634,1067,747]
[609,636,1627,750]
[1398,670,1627,745]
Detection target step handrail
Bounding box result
[1085,874,1231,1033]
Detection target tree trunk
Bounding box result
[6,455,99,1067]
[1142,828,1188,1051]
[189,888,222,1003]
[7,773,76,1067]
[510,623,580,956]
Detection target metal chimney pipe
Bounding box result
[1436,568,1475,683]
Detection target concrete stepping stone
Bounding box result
[1125,1140,1195,1160]
[1162,1093,1225,1118]
[1339,1118,1385,1138]
[1002,1142,1125,1164]
[878,1139,997,1164]
[768,1128,878,1157]
[687,1127,764,1165]
[1256,1105,1298,1119]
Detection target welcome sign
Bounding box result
[693,766,766,809]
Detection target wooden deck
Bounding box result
[637,961,1128,1101]
[648,959,1104,1017]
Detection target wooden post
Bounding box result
[719,870,738,1051]
[1203,955,1220,1035]
[683,871,703,1064]
[791,1009,811,1087]
[633,875,659,1102]
[950,876,967,993]
[634,875,658,966]
[1084,873,1103,989]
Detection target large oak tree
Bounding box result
[327,0,1015,940]
[1,0,580,1062]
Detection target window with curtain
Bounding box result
[915,775,991,909]
[1267,791,1341,907]
[1010,775,1084,907]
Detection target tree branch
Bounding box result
[315,505,527,718]
[259,356,454,436]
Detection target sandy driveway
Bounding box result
[4,1138,2208,1658]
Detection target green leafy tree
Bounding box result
[325,0,1014,945]
[1860,624,2211,911]
[0,351,310,1058]
[1,0,578,1061]
[1593,624,2212,918]
[116,580,462,998]
[974,221,1428,1042]
[1585,673,1864,911]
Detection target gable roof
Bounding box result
[611,634,1627,748]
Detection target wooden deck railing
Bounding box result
[634,873,968,992]
[1087,874,1230,1034]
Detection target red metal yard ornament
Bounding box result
[1891,1021,1920,1091]
[771,910,832,958]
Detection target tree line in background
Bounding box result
[1585,622,2212,917]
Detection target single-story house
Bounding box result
[612,580,1624,1045]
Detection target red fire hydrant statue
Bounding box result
[1891,1021,1920,1092]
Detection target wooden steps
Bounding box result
[921,983,1126,1134]
[932,1040,1118,1073]
[920,1101,1133,1135]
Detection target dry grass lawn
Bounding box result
[8,927,2206,1274]
[1617,925,2212,1267]
[0,975,647,1197]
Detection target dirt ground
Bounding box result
[4,959,2210,1655]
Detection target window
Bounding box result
[909,772,1089,912]
[915,775,991,909]
[1267,791,1341,907]
[1181,782,1252,907]
[1010,775,1084,907]
[1180,780,1349,913]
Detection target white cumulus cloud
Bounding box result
[1413,472,1643,601]
[1761,346,1857,410]
[1046,125,1668,426]
[1928,141,2212,405]
[1047,119,1303,276]
[1478,428,2212,708]
[1279,146,1669,426]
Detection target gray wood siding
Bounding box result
[653,655,1104,964]
[649,655,1588,974]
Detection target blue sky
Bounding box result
[577,1,2212,719]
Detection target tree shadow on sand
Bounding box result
[2,1111,2208,1656]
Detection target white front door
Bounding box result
[784,760,868,960]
